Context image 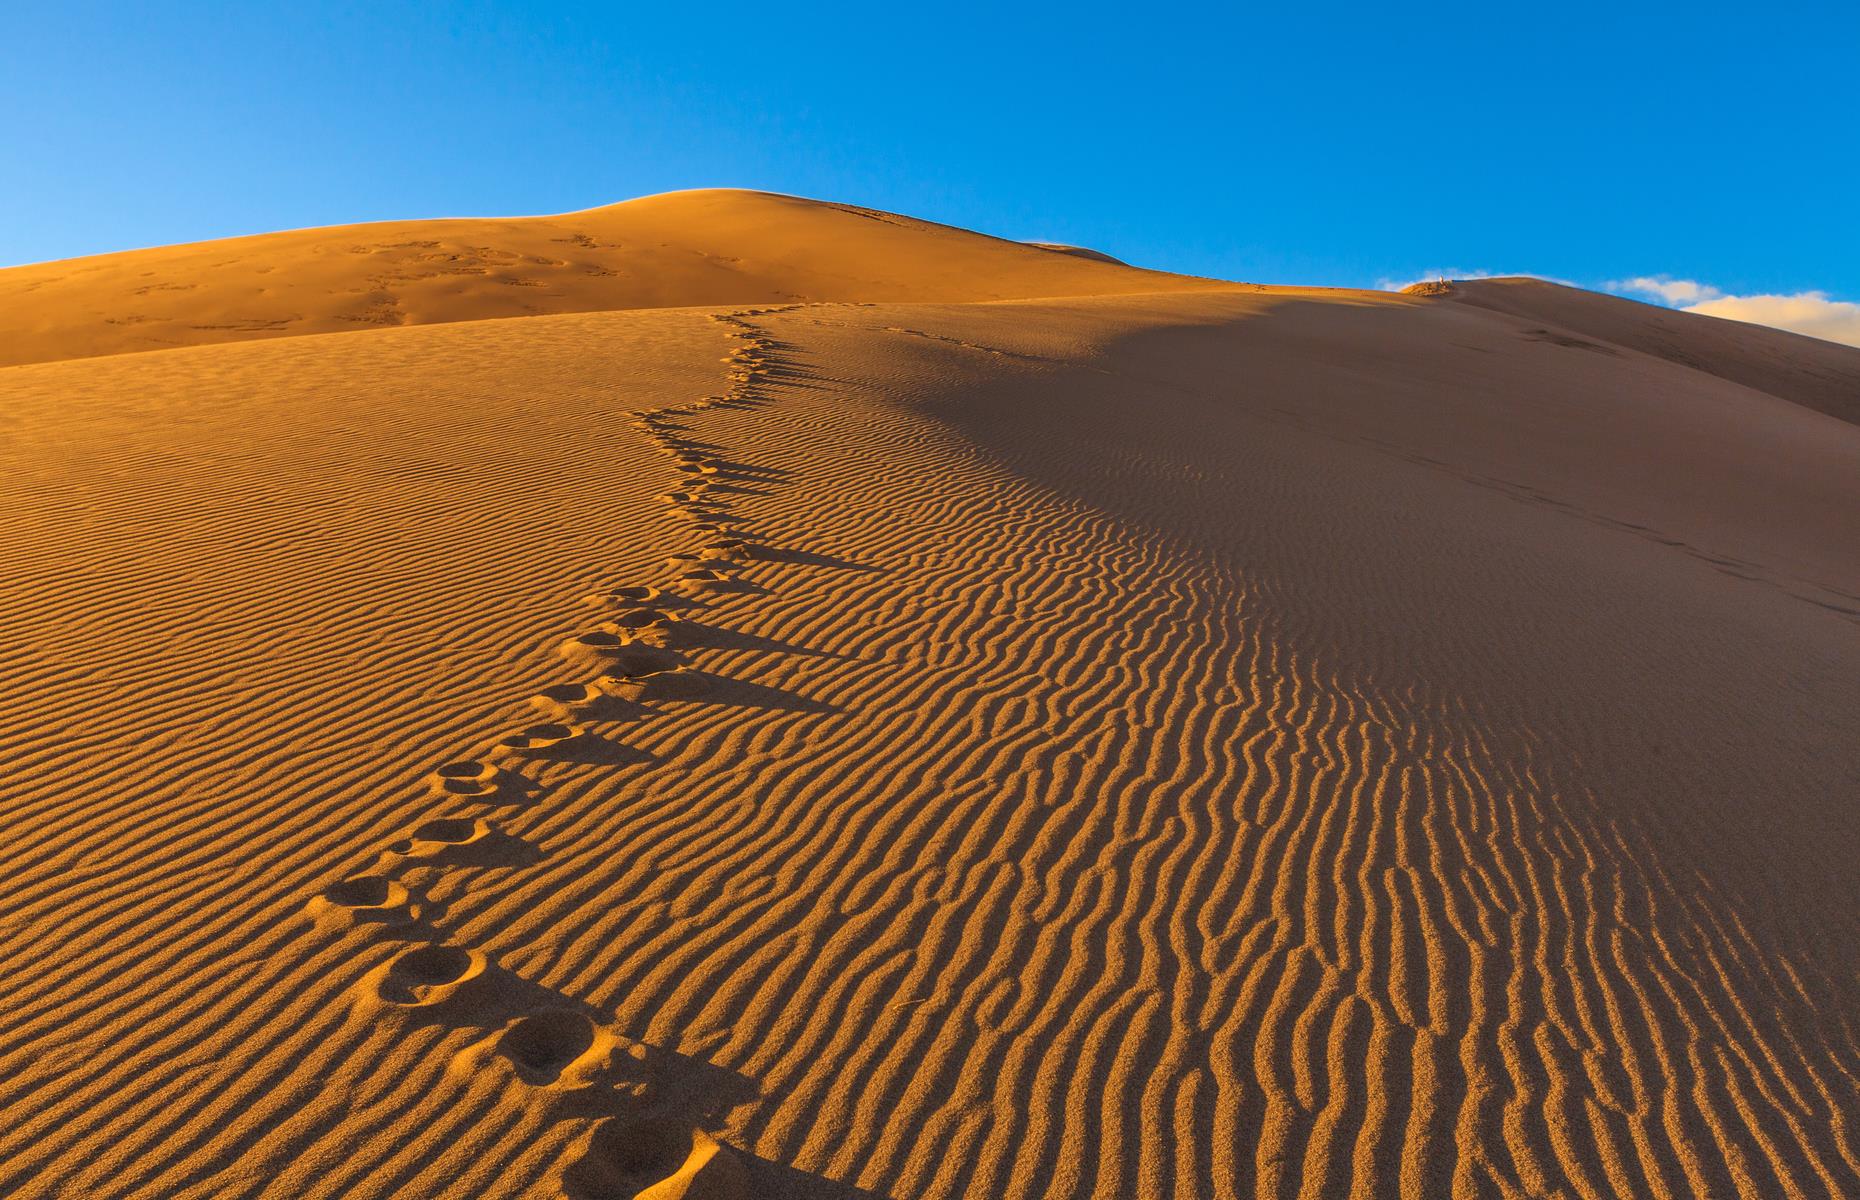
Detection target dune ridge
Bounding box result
[0,189,1219,368]
[1411,276,1860,426]
[1,198,1857,1199]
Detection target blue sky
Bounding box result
[4,2,1856,336]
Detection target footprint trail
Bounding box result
[296,305,808,1198]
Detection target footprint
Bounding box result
[491,723,586,758]
[324,876,405,906]
[499,1011,593,1081]
[490,1010,624,1088]
[563,1119,748,1200]
[369,943,489,1008]
[675,568,731,592]
[695,540,749,562]
[601,669,710,703]
[427,760,504,799]
[529,683,616,719]
[583,585,661,607]
[592,643,681,681]
[603,608,675,634]
[561,630,637,663]
[306,875,412,925]
[387,816,493,858]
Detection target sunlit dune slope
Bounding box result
[1411,275,1860,426]
[0,189,1218,367]
[1023,242,1129,265]
[3,197,1859,1200]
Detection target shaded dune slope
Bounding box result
[1411,276,1860,427]
[2,202,1858,1199]
[0,189,1217,367]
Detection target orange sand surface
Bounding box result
[0,189,1220,368]
[2,191,1857,1199]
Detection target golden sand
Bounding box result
[1,191,1857,1198]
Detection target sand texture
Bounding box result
[2,192,1858,1199]
[0,189,1221,368]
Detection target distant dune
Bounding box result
[2,193,1857,1199]
[1410,276,1860,426]
[0,189,1218,367]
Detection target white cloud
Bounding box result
[1607,276,1860,349]
[1610,276,1723,305]
[1685,292,1860,349]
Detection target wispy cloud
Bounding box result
[1608,276,1722,305]
[1689,293,1860,349]
[1608,276,1860,349]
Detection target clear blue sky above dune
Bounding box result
[5,1,1855,311]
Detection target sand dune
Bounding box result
[0,189,1217,368]
[1411,276,1860,426]
[1,195,1857,1199]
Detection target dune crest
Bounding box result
[1409,275,1860,425]
[0,189,1218,367]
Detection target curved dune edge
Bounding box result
[0,189,1225,368]
[0,253,1855,1198]
[1409,275,1860,426]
